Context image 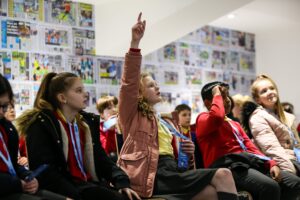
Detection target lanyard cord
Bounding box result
[0,130,16,176]
[158,117,189,140]
[227,120,271,161]
[68,122,87,180]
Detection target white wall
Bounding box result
[256,23,300,120]
[211,0,300,121]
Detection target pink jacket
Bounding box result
[117,51,159,198]
[249,106,299,173]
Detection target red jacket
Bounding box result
[99,121,117,155]
[196,95,276,169]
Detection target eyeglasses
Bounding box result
[0,104,9,112]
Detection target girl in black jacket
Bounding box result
[0,73,67,200]
[16,72,139,200]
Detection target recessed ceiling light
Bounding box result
[227,14,236,19]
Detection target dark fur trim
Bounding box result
[241,101,259,139]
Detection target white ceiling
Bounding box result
[211,0,300,34]
[73,0,300,57]
[73,0,253,56]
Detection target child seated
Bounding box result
[117,13,239,200]
[196,81,298,200]
[96,96,121,161]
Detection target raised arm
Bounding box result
[118,13,146,139]
[197,86,225,138]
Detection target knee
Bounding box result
[265,179,280,192]
[201,185,218,198]
[214,168,233,182]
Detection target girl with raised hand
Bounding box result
[16,72,140,200]
[117,12,238,200]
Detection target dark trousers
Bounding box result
[280,171,300,200]
[232,168,280,200]
[1,190,67,200]
[78,182,129,200]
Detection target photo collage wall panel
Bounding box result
[0,0,256,118]
[143,25,256,120]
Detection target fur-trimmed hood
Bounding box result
[15,108,40,137]
[240,101,259,139]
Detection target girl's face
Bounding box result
[61,78,88,112]
[178,110,191,128]
[0,94,10,119]
[141,76,161,106]
[4,103,16,122]
[101,102,118,121]
[255,79,278,109]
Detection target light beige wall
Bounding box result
[255,23,300,120]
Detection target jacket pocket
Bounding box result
[119,151,148,187]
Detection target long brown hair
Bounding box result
[34,72,78,111]
[137,73,155,120]
[251,74,287,125]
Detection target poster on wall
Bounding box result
[191,92,203,114]
[84,84,97,113]
[178,42,190,66]
[0,51,11,79]
[203,69,223,84]
[73,28,95,55]
[11,51,29,80]
[143,52,157,63]
[41,26,71,54]
[163,70,178,85]
[0,0,8,16]
[96,57,122,85]
[155,90,191,113]
[198,26,212,44]
[8,0,44,21]
[212,27,229,47]
[230,30,245,50]
[239,52,255,73]
[30,53,64,81]
[181,26,212,44]
[158,43,177,63]
[10,81,33,115]
[223,72,255,94]
[44,0,76,26]
[78,3,94,28]
[185,67,203,87]
[211,49,227,69]
[1,19,38,50]
[227,51,240,71]
[245,33,255,52]
[189,44,211,67]
[68,55,95,84]
[238,74,256,94]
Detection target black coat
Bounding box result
[25,110,129,198]
[0,118,31,196]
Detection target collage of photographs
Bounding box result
[0,0,256,117]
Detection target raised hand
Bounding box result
[131,12,146,49]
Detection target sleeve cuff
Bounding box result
[129,48,141,53]
[113,175,130,189]
[266,159,277,169]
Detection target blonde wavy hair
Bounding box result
[138,73,155,120]
[251,74,287,125]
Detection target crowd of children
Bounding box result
[1,12,300,200]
